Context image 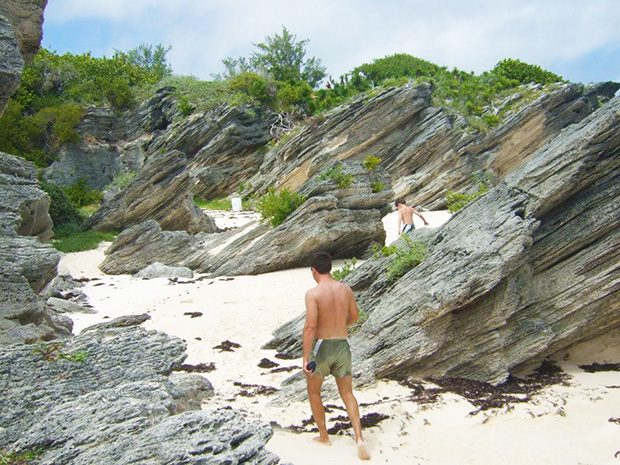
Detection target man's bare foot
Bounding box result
[357,440,370,460]
[313,436,331,445]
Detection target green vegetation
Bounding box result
[110,171,136,190]
[51,224,117,253]
[31,342,88,363]
[362,155,381,171]
[386,235,428,281]
[445,182,489,213]
[317,164,354,188]
[0,447,41,465]
[331,257,357,281]
[63,178,103,208]
[371,179,385,193]
[373,244,397,259]
[194,196,233,210]
[492,59,563,85]
[256,187,306,227]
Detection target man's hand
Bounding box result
[423,219,429,226]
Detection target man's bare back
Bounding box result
[305,279,357,340]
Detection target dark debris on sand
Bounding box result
[175,362,216,373]
[392,360,571,415]
[275,353,298,360]
[266,366,298,374]
[213,340,242,352]
[258,358,279,369]
[183,312,203,318]
[578,362,620,373]
[280,409,389,435]
[233,382,278,397]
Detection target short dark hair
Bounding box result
[309,251,332,274]
[395,198,406,206]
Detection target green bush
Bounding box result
[63,178,103,208]
[177,94,194,116]
[373,244,397,258]
[256,187,306,227]
[40,181,83,227]
[371,179,385,193]
[386,235,428,281]
[317,164,354,188]
[0,447,41,464]
[331,257,357,281]
[194,196,233,210]
[492,59,564,85]
[362,155,382,171]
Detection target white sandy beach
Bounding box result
[58,210,620,465]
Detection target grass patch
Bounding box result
[0,447,42,465]
[194,197,232,210]
[51,224,117,253]
[445,182,488,213]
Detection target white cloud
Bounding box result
[42,0,620,82]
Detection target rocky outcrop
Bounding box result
[0,0,46,114]
[267,96,620,390]
[246,81,620,210]
[0,152,71,344]
[84,150,218,234]
[100,161,392,276]
[0,325,279,464]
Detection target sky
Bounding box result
[40,0,620,86]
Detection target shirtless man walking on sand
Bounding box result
[395,198,428,235]
[302,251,370,460]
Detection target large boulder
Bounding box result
[0,152,70,344]
[267,96,620,392]
[0,325,278,464]
[85,150,218,234]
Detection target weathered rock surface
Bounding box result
[85,150,218,234]
[100,162,392,276]
[0,0,46,115]
[267,96,620,392]
[134,262,194,279]
[0,326,278,464]
[0,152,71,344]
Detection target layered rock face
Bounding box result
[247,82,619,210]
[266,97,620,388]
[85,150,218,234]
[0,152,71,344]
[0,0,46,114]
[0,325,278,465]
[100,161,392,276]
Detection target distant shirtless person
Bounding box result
[395,198,428,235]
[302,251,370,460]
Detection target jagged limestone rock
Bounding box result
[85,150,218,234]
[267,97,620,397]
[0,326,279,464]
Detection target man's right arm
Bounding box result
[303,291,318,375]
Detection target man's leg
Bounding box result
[306,374,329,443]
[335,375,370,460]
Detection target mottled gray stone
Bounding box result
[134,262,194,279]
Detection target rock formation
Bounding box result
[266,96,620,391]
[0,0,46,114]
[100,161,392,276]
[84,150,218,234]
[246,81,620,210]
[0,152,71,344]
[0,325,278,465]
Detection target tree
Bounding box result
[126,43,173,79]
[249,26,326,88]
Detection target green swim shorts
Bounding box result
[309,338,351,378]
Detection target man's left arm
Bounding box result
[413,208,429,226]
